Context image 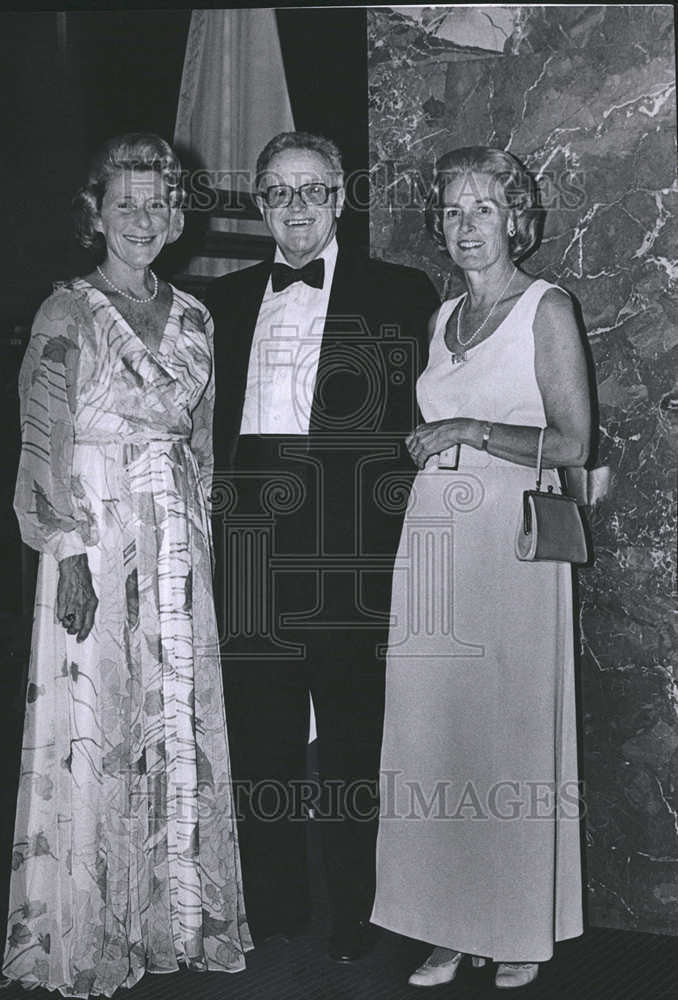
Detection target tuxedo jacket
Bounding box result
[205,245,440,570]
[206,245,439,462]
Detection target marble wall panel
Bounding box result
[368,5,678,935]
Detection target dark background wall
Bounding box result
[0,12,192,327]
[276,8,369,251]
[367,4,678,937]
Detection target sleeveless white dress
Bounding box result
[371,280,583,962]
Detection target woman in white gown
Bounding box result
[371,147,591,990]
[3,134,251,997]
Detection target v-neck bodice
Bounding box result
[65,278,213,445]
[81,279,175,361]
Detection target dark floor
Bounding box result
[1,816,677,1000]
[1,920,676,1000]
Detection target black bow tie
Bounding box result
[271,258,325,293]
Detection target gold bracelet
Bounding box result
[480,422,493,451]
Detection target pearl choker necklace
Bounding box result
[96,265,158,303]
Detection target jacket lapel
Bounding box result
[217,259,271,467]
[324,248,358,326]
[310,250,371,434]
[233,258,272,366]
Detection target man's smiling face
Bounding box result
[256,148,344,268]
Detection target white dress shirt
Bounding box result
[239,238,339,435]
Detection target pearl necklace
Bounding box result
[451,267,517,364]
[96,265,158,303]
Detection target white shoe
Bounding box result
[495,962,539,989]
[408,949,485,987]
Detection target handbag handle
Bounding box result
[524,427,546,533]
[535,426,545,491]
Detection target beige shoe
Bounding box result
[408,949,485,987]
[495,962,539,989]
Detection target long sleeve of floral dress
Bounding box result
[14,288,97,561]
[187,306,215,512]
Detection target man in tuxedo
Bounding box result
[205,131,439,961]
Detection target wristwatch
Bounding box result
[480,422,493,451]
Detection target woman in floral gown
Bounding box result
[3,133,251,997]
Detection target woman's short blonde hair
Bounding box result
[72,132,183,250]
[425,146,543,261]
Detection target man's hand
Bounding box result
[56,553,98,642]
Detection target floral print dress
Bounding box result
[3,280,251,997]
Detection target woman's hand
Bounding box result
[57,553,98,642]
[406,418,469,469]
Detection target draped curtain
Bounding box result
[174,9,295,276]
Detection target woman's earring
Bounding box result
[507,217,516,238]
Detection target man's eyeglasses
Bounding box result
[258,183,340,209]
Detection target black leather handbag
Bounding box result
[515,428,588,564]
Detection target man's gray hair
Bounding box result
[255,131,343,187]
